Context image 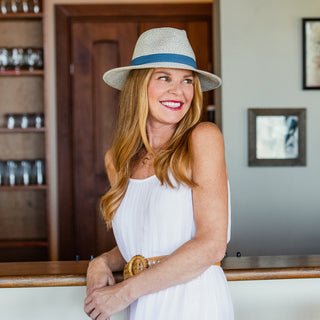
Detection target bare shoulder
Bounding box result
[190,122,227,181]
[190,121,224,150]
[104,149,116,186]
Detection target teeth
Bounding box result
[161,101,182,108]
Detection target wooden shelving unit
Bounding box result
[0,185,47,191]
[0,1,49,262]
[0,70,44,76]
[0,13,42,19]
[0,127,45,133]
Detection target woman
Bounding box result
[84,27,233,320]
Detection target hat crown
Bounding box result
[132,27,196,62]
[102,27,221,92]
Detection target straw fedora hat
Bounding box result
[103,27,221,92]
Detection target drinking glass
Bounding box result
[33,159,45,185]
[5,160,18,186]
[26,48,43,70]
[20,113,29,129]
[1,1,10,14]
[21,0,28,12]
[0,48,10,71]
[32,0,39,13]
[5,113,16,129]
[10,48,25,71]
[34,112,44,128]
[26,48,36,70]
[21,160,31,185]
[10,0,17,12]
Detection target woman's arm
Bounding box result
[84,122,229,319]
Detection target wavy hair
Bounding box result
[100,68,203,228]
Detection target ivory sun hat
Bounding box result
[103,27,221,92]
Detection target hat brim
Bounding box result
[103,62,221,92]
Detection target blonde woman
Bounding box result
[84,27,233,320]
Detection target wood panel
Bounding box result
[0,191,46,239]
[0,20,42,47]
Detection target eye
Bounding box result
[184,78,194,84]
[158,76,169,81]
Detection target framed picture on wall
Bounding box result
[248,108,306,166]
[302,18,320,89]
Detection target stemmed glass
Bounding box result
[26,48,43,71]
[10,48,25,70]
[1,0,10,14]
[0,48,10,71]
[32,0,40,13]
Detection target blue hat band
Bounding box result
[131,53,197,69]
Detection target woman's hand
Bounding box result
[86,255,116,296]
[84,247,127,319]
[84,281,134,320]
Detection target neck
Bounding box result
[146,122,175,151]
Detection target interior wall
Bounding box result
[220,0,320,256]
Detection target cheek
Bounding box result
[185,87,194,105]
[147,83,161,104]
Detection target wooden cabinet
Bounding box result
[56,4,214,260]
[0,1,50,262]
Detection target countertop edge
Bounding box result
[1,255,320,288]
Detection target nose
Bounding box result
[168,81,183,95]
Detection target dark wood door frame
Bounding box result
[55,3,213,260]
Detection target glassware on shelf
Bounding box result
[0,48,10,71]
[1,0,41,14]
[20,160,31,185]
[34,112,44,128]
[3,112,44,129]
[26,48,43,71]
[4,160,18,186]
[32,0,40,13]
[1,1,9,14]
[10,48,25,71]
[0,47,43,70]
[0,160,45,186]
[33,159,45,185]
[10,0,17,13]
[5,113,16,129]
[21,0,28,12]
[20,113,28,129]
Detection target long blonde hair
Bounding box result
[100,68,203,228]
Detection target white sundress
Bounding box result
[112,173,234,320]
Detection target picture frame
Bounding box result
[302,18,320,89]
[248,108,306,166]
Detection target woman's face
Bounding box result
[147,68,194,127]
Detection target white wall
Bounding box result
[2,279,320,319]
[220,0,320,256]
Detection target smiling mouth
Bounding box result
[160,101,184,110]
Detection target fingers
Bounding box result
[84,297,94,316]
[84,301,107,320]
[107,276,116,286]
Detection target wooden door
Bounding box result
[56,4,213,260]
[70,23,138,260]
